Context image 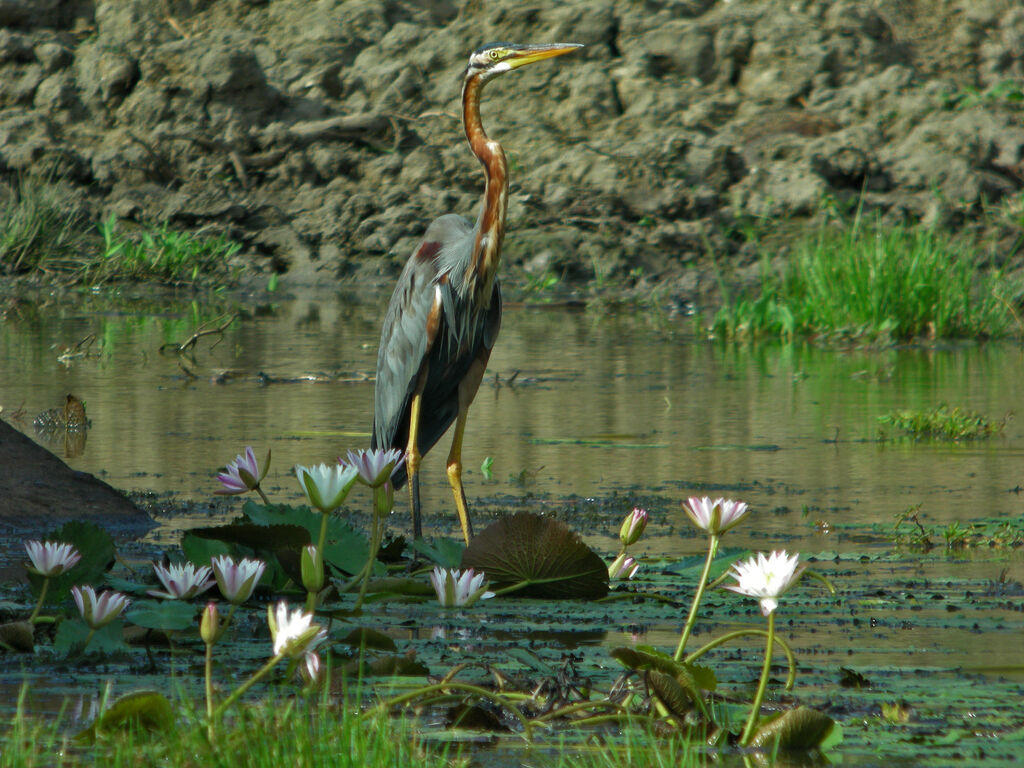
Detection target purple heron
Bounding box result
[370,42,583,544]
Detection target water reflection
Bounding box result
[1,291,1022,556]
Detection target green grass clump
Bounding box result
[90,216,241,286]
[0,175,242,287]
[0,175,92,276]
[878,403,1007,441]
[711,214,1022,342]
[2,689,457,768]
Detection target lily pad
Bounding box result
[648,670,696,718]
[0,620,34,653]
[460,513,609,600]
[611,646,717,692]
[411,537,464,568]
[53,618,127,656]
[76,691,175,744]
[243,502,369,575]
[748,705,837,750]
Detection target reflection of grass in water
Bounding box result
[710,206,1023,342]
[5,687,452,767]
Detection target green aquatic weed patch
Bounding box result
[878,403,1008,441]
[91,216,242,286]
[711,213,1022,342]
[890,506,1024,551]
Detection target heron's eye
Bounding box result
[488,49,501,61]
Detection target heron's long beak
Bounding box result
[506,43,584,70]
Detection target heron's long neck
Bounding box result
[462,73,507,307]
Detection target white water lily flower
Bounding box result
[268,601,328,658]
[24,540,81,577]
[148,561,216,600]
[301,651,322,684]
[216,446,269,495]
[211,555,266,604]
[295,462,359,512]
[724,550,805,616]
[683,497,750,536]
[430,567,495,608]
[346,448,405,488]
[71,585,130,629]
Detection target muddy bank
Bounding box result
[0,0,1022,302]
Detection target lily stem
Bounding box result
[740,611,775,746]
[205,641,215,740]
[673,533,719,661]
[214,653,285,717]
[28,577,50,624]
[353,499,385,612]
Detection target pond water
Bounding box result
[2,289,1024,764]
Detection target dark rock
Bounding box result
[0,29,34,62]
[0,0,61,28]
[0,418,154,536]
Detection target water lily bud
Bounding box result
[619,508,649,547]
[301,545,324,594]
[200,602,220,645]
[608,553,640,580]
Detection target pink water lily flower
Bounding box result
[430,567,495,608]
[216,446,270,495]
[724,550,805,616]
[683,496,750,536]
[268,601,328,658]
[345,448,405,488]
[148,561,216,600]
[24,540,81,577]
[211,555,265,604]
[71,585,130,629]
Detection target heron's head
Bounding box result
[465,42,583,84]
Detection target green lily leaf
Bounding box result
[749,705,837,750]
[0,620,34,653]
[76,691,176,744]
[611,646,717,692]
[410,537,464,568]
[53,618,127,656]
[180,531,232,565]
[242,502,369,575]
[461,513,608,599]
[648,670,696,718]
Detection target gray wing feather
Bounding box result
[371,214,476,456]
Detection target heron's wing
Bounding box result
[372,214,475,456]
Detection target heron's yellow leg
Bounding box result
[406,391,424,539]
[447,356,488,544]
[446,409,472,544]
